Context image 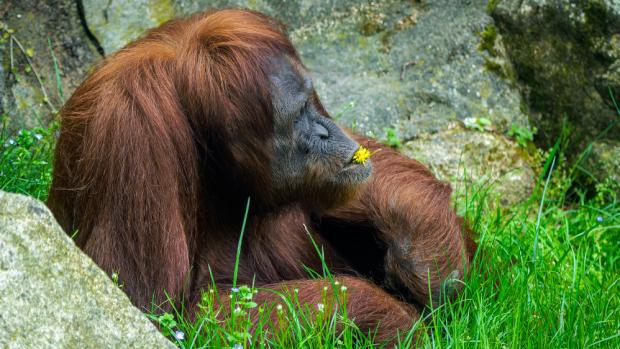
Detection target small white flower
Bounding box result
[294,288,299,293]
[34,133,43,141]
[276,304,283,312]
[317,303,324,312]
[334,281,340,286]
[597,216,604,223]
[234,306,242,314]
[173,330,185,341]
[340,286,347,292]
[231,287,240,293]
[209,289,214,293]
[233,343,243,349]
[323,286,328,292]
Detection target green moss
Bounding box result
[478,24,499,57]
[150,0,175,26]
[486,0,500,14]
[483,57,507,78]
[359,18,385,36]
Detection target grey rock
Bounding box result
[0,0,102,131]
[585,140,620,196]
[0,191,175,349]
[288,0,530,142]
[403,123,537,206]
[82,0,175,54]
[492,0,620,150]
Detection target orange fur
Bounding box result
[47,9,475,343]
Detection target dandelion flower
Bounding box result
[352,145,379,164]
[352,146,372,164]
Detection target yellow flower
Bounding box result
[352,145,374,164]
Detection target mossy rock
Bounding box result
[403,124,537,206]
[82,0,175,54]
[585,140,620,198]
[0,0,101,131]
[0,191,175,348]
[492,0,620,152]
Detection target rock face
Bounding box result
[286,0,530,142]
[492,0,620,150]
[0,191,175,349]
[403,123,537,206]
[586,141,620,197]
[82,0,175,54]
[0,0,102,130]
[80,0,537,203]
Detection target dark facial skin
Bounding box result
[268,56,372,209]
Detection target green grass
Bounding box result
[0,115,57,201]
[1,120,618,348]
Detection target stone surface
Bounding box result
[0,0,102,131]
[287,0,530,142]
[492,0,620,150]
[82,0,175,54]
[403,123,537,206]
[585,140,620,196]
[0,191,175,349]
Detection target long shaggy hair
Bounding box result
[48,9,475,343]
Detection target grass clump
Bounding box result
[0,115,57,200]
